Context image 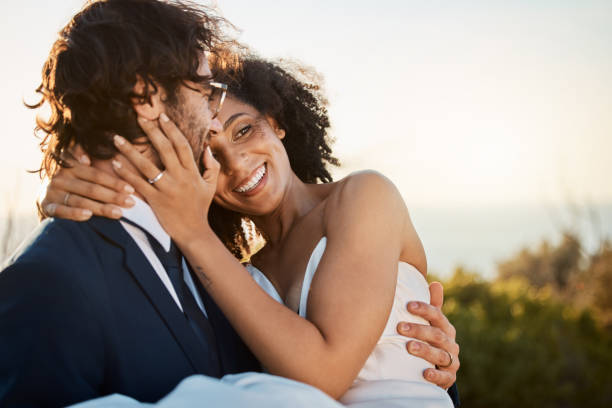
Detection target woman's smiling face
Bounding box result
[208,96,292,216]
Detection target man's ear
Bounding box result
[131,76,164,120]
[265,115,286,140]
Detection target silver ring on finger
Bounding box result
[148,171,165,184]
[436,350,453,369]
[63,192,71,206]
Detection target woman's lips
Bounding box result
[233,163,267,196]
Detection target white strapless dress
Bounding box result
[246,237,453,408]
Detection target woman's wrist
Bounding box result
[175,221,217,255]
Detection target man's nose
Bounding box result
[209,117,222,133]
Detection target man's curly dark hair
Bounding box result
[28,0,234,180]
[208,52,340,259]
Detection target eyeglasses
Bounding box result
[204,81,227,119]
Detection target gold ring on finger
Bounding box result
[437,350,453,369]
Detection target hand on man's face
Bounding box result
[132,52,220,167]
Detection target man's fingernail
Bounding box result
[160,112,169,122]
[45,204,57,216]
[409,342,421,353]
[400,323,411,332]
[111,208,122,218]
[124,197,135,207]
[81,209,92,218]
[112,160,122,169]
[79,155,91,165]
[113,135,125,146]
[124,185,135,194]
[409,302,420,311]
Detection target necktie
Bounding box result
[121,219,221,376]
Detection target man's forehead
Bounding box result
[197,52,212,78]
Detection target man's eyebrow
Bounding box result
[191,75,213,87]
[223,113,249,131]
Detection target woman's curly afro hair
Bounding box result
[208,51,339,258]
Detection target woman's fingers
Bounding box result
[70,143,91,165]
[52,157,135,196]
[201,145,220,185]
[113,135,166,183]
[51,176,135,208]
[158,113,198,172]
[42,186,125,220]
[111,155,158,200]
[43,202,93,221]
[71,164,135,195]
[136,116,181,172]
[64,194,125,219]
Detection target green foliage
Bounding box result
[443,235,612,407]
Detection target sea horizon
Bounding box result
[2,202,611,279]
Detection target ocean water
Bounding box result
[411,204,612,279]
[2,204,612,279]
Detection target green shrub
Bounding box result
[443,268,612,407]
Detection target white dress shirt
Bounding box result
[120,196,206,316]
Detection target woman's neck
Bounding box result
[250,174,323,247]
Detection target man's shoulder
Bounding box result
[3,218,93,266]
[0,217,121,291]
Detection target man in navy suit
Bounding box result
[0,1,261,406]
[0,0,460,406]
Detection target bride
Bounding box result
[44,53,458,407]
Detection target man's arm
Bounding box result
[0,260,105,407]
[397,282,461,407]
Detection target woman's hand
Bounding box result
[111,113,220,244]
[397,282,460,389]
[39,145,136,221]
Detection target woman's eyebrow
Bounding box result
[223,113,249,130]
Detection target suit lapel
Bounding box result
[87,216,213,375]
[187,263,236,373]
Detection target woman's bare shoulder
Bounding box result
[325,170,405,214]
[323,170,427,275]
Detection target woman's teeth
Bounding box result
[235,165,266,193]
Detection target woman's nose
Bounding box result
[209,117,223,133]
[223,149,248,177]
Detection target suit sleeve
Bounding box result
[0,260,105,408]
[448,382,460,407]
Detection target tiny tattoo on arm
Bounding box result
[195,265,213,288]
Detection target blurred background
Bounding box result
[1,0,611,406]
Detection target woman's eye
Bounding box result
[234,124,252,141]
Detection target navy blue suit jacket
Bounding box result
[0,217,260,407]
[0,216,459,407]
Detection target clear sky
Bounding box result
[1,0,611,216]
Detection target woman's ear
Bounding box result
[131,76,164,120]
[275,127,286,140]
[265,115,286,140]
